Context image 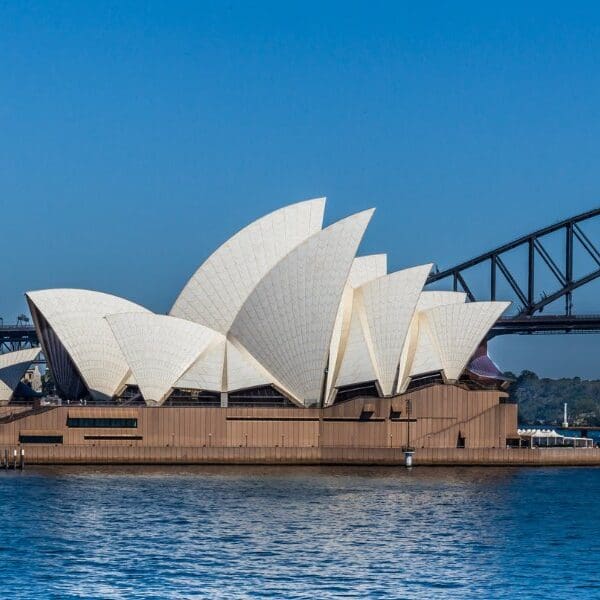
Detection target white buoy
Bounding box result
[404,451,414,468]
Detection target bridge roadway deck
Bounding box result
[4,315,600,343]
[491,314,600,336]
[5,317,600,345]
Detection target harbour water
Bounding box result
[1,466,599,599]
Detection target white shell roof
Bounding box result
[333,293,379,391]
[416,291,467,312]
[230,209,374,405]
[408,291,467,378]
[26,289,150,400]
[106,313,219,405]
[359,265,432,396]
[225,340,272,392]
[25,203,511,406]
[347,254,387,288]
[175,336,226,392]
[423,301,510,381]
[170,198,325,334]
[0,348,40,405]
[325,255,387,402]
[324,285,353,404]
[409,315,444,377]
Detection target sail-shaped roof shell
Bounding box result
[106,313,219,405]
[359,265,432,396]
[423,301,510,381]
[230,209,374,405]
[170,199,325,334]
[175,336,226,392]
[26,289,150,400]
[408,291,467,378]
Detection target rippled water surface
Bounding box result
[1,466,599,599]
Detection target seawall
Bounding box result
[2,445,600,466]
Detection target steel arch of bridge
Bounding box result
[427,207,600,337]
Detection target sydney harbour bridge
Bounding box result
[427,207,600,337]
[2,207,600,353]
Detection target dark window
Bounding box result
[19,435,63,444]
[334,381,380,404]
[390,406,402,419]
[228,385,294,407]
[406,372,444,391]
[67,417,138,428]
[164,389,221,406]
[115,385,147,405]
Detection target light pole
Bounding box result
[404,399,414,468]
[406,399,412,449]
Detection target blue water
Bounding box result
[1,466,599,599]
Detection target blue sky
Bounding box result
[2,2,600,377]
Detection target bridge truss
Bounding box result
[0,325,40,354]
[427,208,600,337]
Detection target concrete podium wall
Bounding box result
[0,384,528,464]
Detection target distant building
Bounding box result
[23,365,42,393]
[0,348,41,404]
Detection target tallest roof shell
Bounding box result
[170,198,325,334]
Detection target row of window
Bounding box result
[19,435,63,444]
[18,433,144,443]
[19,417,137,444]
[66,418,138,428]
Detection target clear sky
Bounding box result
[2,2,600,378]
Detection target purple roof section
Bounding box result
[466,343,505,381]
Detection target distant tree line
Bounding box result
[505,370,600,426]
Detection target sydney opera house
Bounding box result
[0,199,521,464]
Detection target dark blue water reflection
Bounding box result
[0,466,599,599]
